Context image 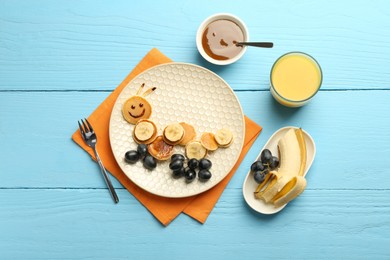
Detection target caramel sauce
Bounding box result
[201,19,244,60]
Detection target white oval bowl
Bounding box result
[243,126,316,214]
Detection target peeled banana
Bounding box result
[254,128,308,208]
[277,128,301,176]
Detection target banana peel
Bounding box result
[255,171,291,203]
[254,171,279,200]
[296,128,307,177]
[272,176,307,207]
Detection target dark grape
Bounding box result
[198,169,212,181]
[199,158,212,170]
[172,167,185,178]
[124,150,140,164]
[260,149,273,164]
[143,155,157,170]
[169,159,184,171]
[137,144,148,157]
[188,158,199,170]
[253,171,265,184]
[269,156,279,170]
[171,154,185,162]
[184,167,196,183]
[251,161,265,172]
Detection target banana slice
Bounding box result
[163,123,184,145]
[200,132,219,151]
[133,119,157,144]
[214,128,233,147]
[272,176,307,207]
[185,141,207,160]
[134,121,154,141]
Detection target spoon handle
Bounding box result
[236,42,274,48]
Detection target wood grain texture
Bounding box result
[1,91,390,190]
[1,0,390,259]
[0,189,389,259]
[1,0,390,91]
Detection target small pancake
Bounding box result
[200,132,219,151]
[122,95,152,125]
[133,119,158,144]
[148,136,174,161]
[163,135,184,146]
[162,123,184,145]
[178,122,196,146]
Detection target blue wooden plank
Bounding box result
[1,1,390,259]
[1,0,390,90]
[0,90,389,189]
[0,189,389,259]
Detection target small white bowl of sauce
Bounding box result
[196,13,249,65]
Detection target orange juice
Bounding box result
[270,52,322,107]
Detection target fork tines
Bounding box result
[78,118,94,140]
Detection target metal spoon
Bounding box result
[235,42,274,48]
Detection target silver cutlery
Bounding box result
[78,118,119,203]
[235,42,274,48]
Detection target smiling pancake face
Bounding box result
[122,95,152,124]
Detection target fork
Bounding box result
[78,118,119,203]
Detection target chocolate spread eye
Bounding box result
[131,105,135,109]
[139,103,144,107]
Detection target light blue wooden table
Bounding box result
[1,0,390,259]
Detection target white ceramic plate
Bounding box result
[243,126,316,214]
[109,62,245,198]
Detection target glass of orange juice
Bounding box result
[270,52,322,107]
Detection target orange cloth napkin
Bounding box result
[72,48,262,226]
